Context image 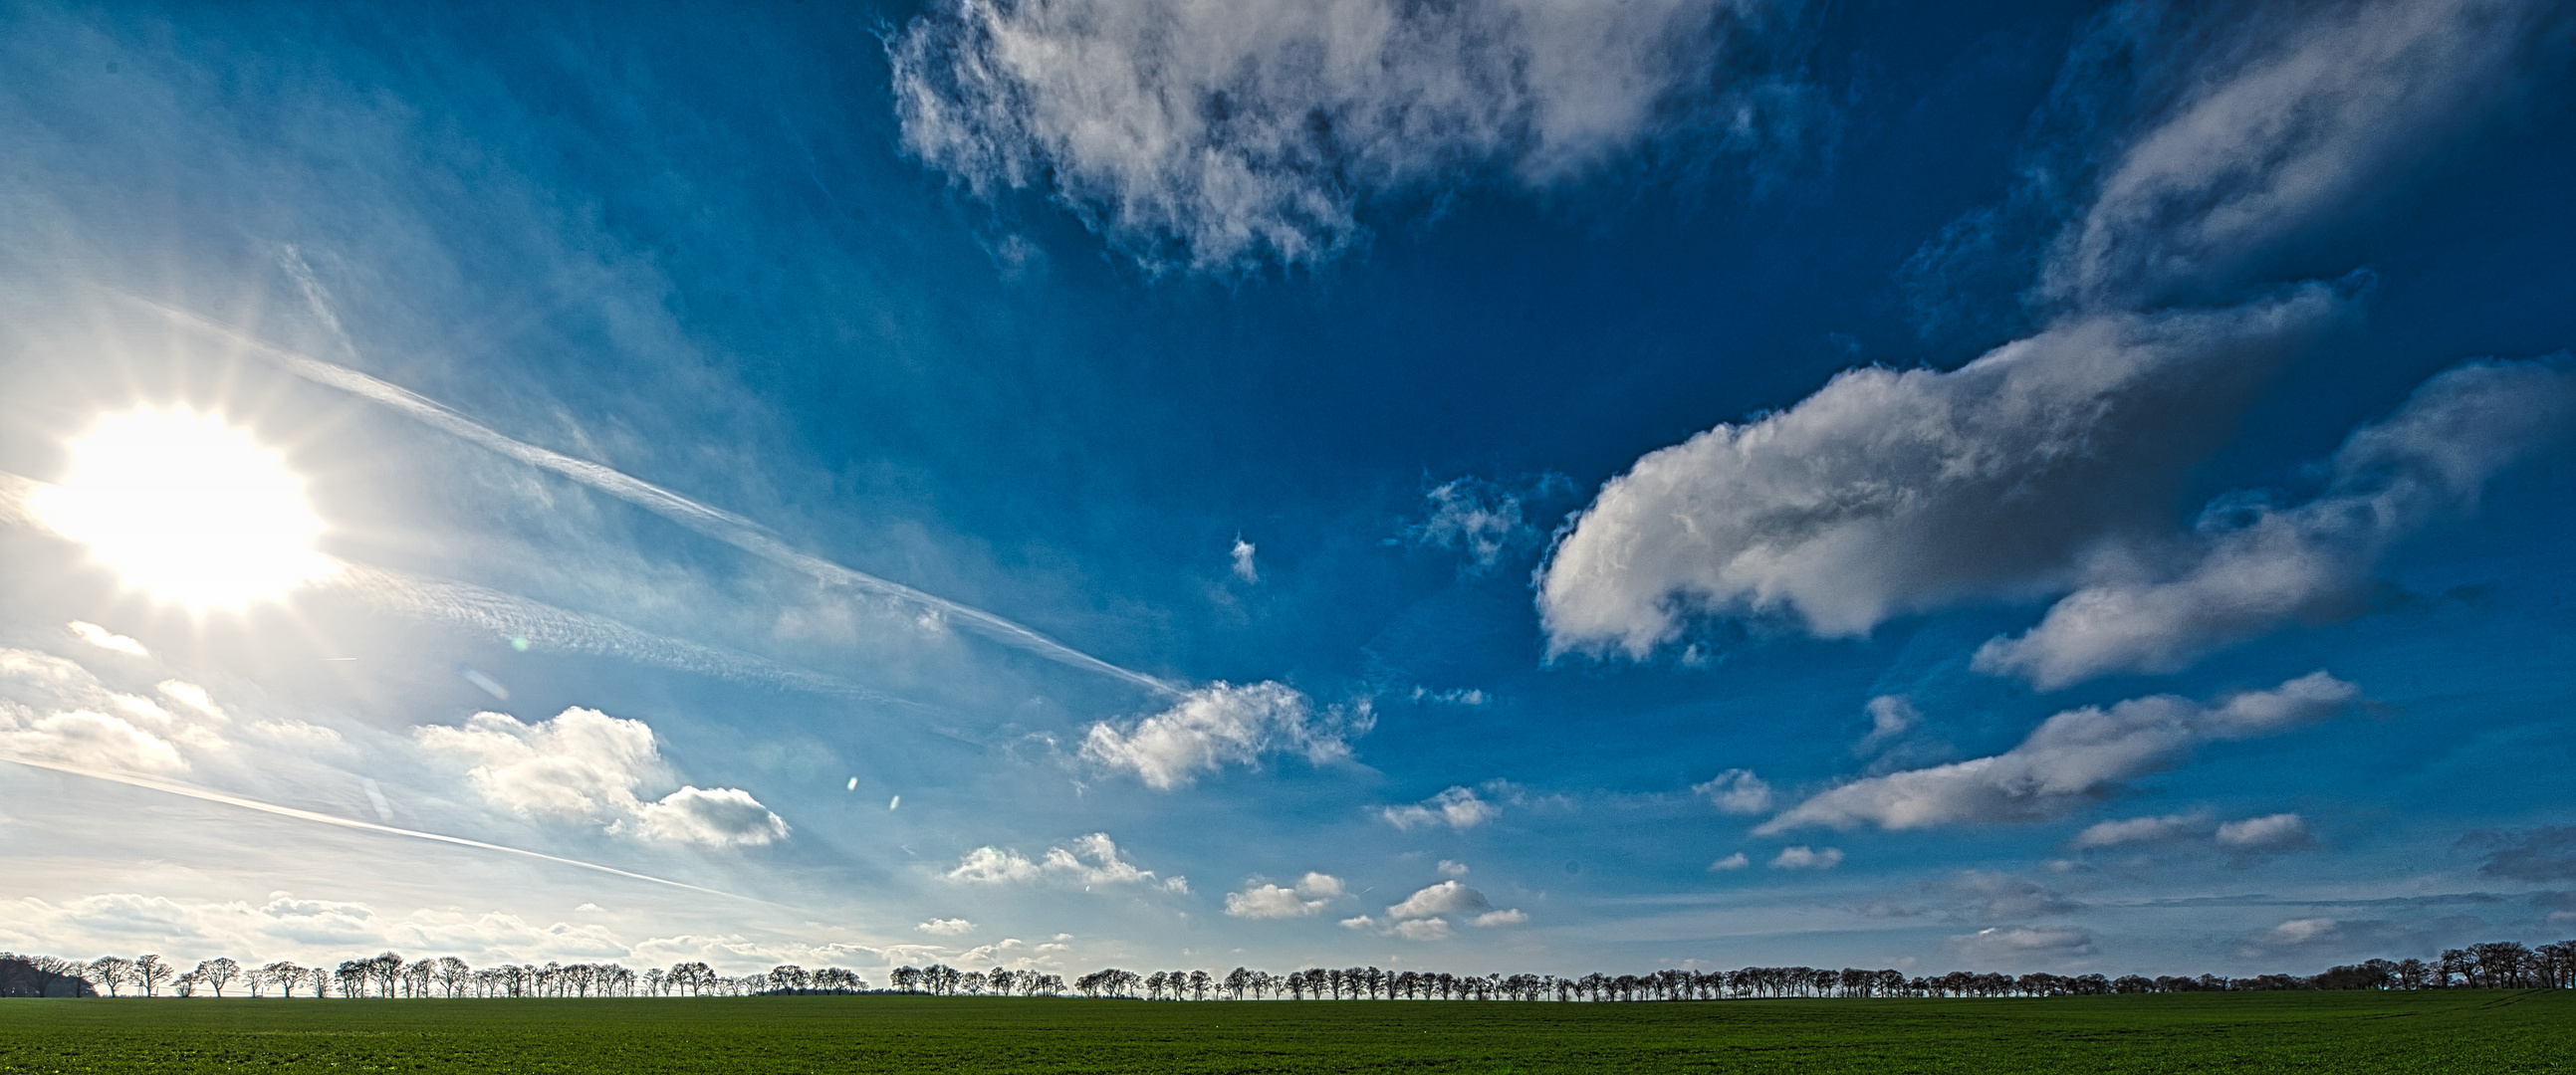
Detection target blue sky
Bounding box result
[1,0,2572,979]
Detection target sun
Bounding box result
[33,407,334,610]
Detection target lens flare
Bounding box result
[34,407,332,610]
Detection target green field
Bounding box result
[1,990,2569,1074]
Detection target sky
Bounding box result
[1,0,2572,982]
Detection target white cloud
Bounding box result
[1409,477,1564,572]
[2048,0,2545,307]
[1223,874,1341,920]
[154,681,226,722]
[1437,859,1469,878]
[1387,880,1490,920]
[1856,696,1918,754]
[1709,852,1750,871]
[889,0,1760,270]
[947,846,1045,885]
[1539,293,2342,655]
[0,891,639,968]
[1949,925,2095,965]
[2215,812,2314,852]
[917,918,978,936]
[1472,909,1528,927]
[67,622,147,658]
[1295,872,1345,899]
[1759,673,2357,833]
[1226,885,1323,920]
[1231,538,1259,583]
[1390,917,1453,942]
[945,832,1187,893]
[1537,0,2559,675]
[1379,785,1500,831]
[2068,812,2212,850]
[0,706,187,773]
[412,708,788,848]
[1976,357,2576,687]
[1080,681,1363,790]
[627,786,791,849]
[1768,846,1842,870]
[1693,768,1773,814]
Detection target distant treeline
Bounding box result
[6,940,2572,1000]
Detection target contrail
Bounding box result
[331,562,925,708]
[121,284,1179,698]
[3,468,918,709]
[0,753,762,903]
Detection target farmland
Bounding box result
[1,989,2568,1074]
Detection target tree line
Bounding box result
[7,939,2571,1000]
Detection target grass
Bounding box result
[0,990,2569,1073]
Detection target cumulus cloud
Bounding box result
[1977,357,2576,687]
[1345,883,1512,940]
[917,918,978,936]
[889,0,1765,270]
[1437,859,1469,877]
[1222,890,1312,920]
[1386,880,1491,920]
[67,622,147,658]
[1080,681,1364,790]
[1539,0,2560,677]
[1768,846,1843,870]
[2047,0,2546,308]
[1950,925,2095,965]
[1390,917,1453,941]
[1231,538,1259,583]
[1759,673,2358,833]
[946,832,1188,893]
[1540,293,2341,655]
[155,681,226,722]
[0,648,191,773]
[412,708,788,848]
[629,786,791,848]
[2215,813,2314,852]
[0,706,187,773]
[1709,852,1751,871]
[0,891,635,967]
[1224,873,1345,920]
[1379,785,1501,831]
[1693,768,1773,814]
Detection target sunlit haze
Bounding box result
[33,408,331,610]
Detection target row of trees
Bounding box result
[10,939,2572,1001]
[0,953,868,999]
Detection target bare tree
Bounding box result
[192,958,241,997]
[88,957,132,997]
[132,955,171,997]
